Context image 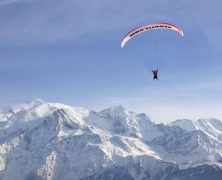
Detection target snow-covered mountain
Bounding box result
[170,118,222,141]
[0,100,222,180]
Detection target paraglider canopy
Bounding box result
[121,22,184,48]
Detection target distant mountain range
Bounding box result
[0,100,222,180]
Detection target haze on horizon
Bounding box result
[0,0,222,123]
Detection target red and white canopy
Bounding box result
[121,22,184,48]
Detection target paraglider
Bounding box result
[121,22,184,80]
[152,68,158,80]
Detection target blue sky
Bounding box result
[0,0,222,122]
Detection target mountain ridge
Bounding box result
[0,100,222,180]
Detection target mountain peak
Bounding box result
[169,119,198,132]
[10,99,46,114]
[29,98,45,106]
[99,105,126,114]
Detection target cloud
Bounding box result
[0,0,220,47]
[0,0,32,7]
[0,0,128,46]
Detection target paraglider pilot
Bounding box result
[152,68,158,80]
